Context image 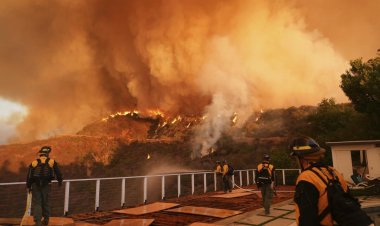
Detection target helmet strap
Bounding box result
[296,157,306,171]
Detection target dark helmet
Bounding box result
[223,160,227,164]
[289,136,324,157]
[39,146,51,156]
[263,154,270,161]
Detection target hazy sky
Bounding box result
[0,0,379,144]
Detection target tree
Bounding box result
[340,50,380,125]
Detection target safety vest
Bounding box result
[295,166,348,226]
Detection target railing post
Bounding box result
[121,178,126,207]
[203,173,207,193]
[161,176,165,200]
[232,175,235,188]
[177,175,181,197]
[143,177,147,204]
[252,170,256,184]
[282,169,286,185]
[64,181,70,215]
[246,170,249,186]
[191,174,195,195]
[95,180,100,211]
[214,172,217,191]
[239,171,242,186]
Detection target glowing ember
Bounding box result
[147,154,151,160]
[231,112,238,124]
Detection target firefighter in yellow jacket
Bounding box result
[215,160,223,191]
[289,136,373,226]
[26,146,63,226]
[256,154,275,215]
[222,160,232,193]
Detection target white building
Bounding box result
[327,140,380,183]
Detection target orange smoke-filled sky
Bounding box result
[0,0,379,144]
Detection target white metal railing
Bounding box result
[0,168,299,216]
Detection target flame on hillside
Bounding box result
[102,110,139,122]
[231,112,238,125]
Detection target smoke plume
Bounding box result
[0,0,378,151]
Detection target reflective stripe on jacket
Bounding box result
[295,166,348,226]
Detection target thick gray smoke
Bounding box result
[0,0,379,154]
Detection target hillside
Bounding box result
[0,107,316,182]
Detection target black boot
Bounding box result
[42,218,49,226]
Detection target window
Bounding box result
[351,150,368,177]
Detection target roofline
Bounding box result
[326,140,380,146]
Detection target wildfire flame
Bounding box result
[102,110,139,122]
[148,109,164,117]
[231,112,238,125]
[171,115,182,124]
[255,109,264,122]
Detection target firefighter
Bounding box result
[256,154,275,215]
[289,136,373,226]
[26,146,63,226]
[215,160,223,191]
[222,160,232,193]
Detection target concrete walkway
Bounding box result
[215,199,296,226]
[215,196,380,226]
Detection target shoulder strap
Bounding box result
[308,167,328,186]
[306,167,331,222]
[307,167,339,222]
[31,159,39,168]
[47,158,55,168]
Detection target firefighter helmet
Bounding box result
[289,136,325,157]
[39,146,51,156]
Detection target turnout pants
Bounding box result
[260,183,273,214]
[31,183,51,224]
[223,175,232,192]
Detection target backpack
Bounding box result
[32,158,55,184]
[257,163,272,184]
[308,167,373,226]
[227,164,234,176]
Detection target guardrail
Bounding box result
[0,169,300,216]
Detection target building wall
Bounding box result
[331,143,380,182]
[367,148,380,178]
[332,149,353,182]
